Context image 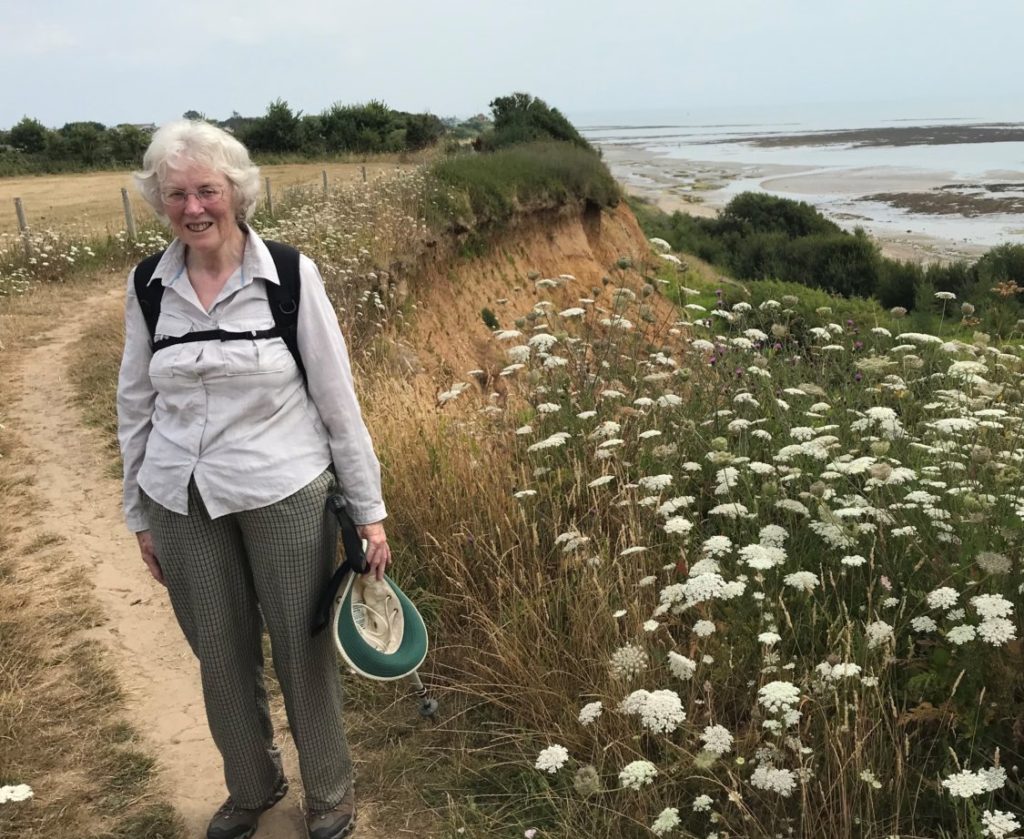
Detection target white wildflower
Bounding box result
[639,474,674,491]
[927,587,959,610]
[982,809,1021,838]
[941,766,1006,798]
[527,432,571,452]
[702,535,733,557]
[700,724,734,756]
[619,759,658,790]
[0,784,33,803]
[578,701,603,726]
[978,618,1017,645]
[911,616,938,632]
[783,571,819,592]
[668,652,697,681]
[664,516,693,535]
[865,620,894,649]
[758,681,801,714]
[946,624,977,645]
[620,689,686,734]
[651,807,681,836]
[609,644,648,680]
[692,794,713,812]
[750,765,797,796]
[971,594,1014,619]
[535,745,569,774]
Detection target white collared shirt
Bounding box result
[117,228,386,532]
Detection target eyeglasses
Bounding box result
[160,186,226,207]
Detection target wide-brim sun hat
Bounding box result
[331,571,428,680]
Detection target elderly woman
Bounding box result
[117,119,388,839]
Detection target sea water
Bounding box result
[572,100,1024,253]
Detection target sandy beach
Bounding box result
[595,125,1024,265]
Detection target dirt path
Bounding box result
[6,283,392,838]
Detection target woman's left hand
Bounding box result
[357,521,392,581]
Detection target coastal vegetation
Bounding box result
[632,192,1024,337]
[428,140,618,232]
[473,92,593,152]
[4,98,1024,838]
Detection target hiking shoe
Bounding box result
[207,775,289,839]
[306,785,356,839]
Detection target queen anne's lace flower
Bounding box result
[758,681,800,714]
[0,784,33,803]
[639,474,673,491]
[609,644,648,680]
[941,766,1006,798]
[668,652,697,681]
[911,616,938,632]
[650,807,681,836]
[982,809,1021,838]
[620,689,686,734]
[783,571,819,592]
[535,745,569,774]
[700,724,734,756]
[750,765,797,796]
[947,624,977,645]
[619,759,658,790]
[865,620,894,648]
[664,516,693,535]
[978,618,1017,645]
[927,587,960,609]
[578,701,603,726]
[971,594,1014,619]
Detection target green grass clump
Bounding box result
[426,141,619,232]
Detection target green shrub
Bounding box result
[476,92,593,153]
[719,191,840,237]
[481,307,500,330]
[426,141,619,231]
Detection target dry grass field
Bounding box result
[0,161,415,236]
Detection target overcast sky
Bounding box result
[2,0,1019,129]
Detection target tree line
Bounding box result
[0,92,595,176]
[0,99,457,175]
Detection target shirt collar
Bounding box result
[147,225,281,288]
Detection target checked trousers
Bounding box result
[143,469,352,810]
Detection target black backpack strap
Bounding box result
[133,250,167,344]
[132,241,306,382]
[263,240,307,385]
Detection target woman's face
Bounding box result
[160,162,241,255]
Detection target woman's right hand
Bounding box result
[136,530,166,586]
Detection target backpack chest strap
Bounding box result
[152,326,283,352]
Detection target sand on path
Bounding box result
[6,283,394,838]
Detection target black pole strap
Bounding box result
[311,494,368,637]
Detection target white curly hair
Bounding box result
[134,119,261,222]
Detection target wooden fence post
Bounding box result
[265,177,274,216]
[121,188,138,240]
[322,169,329,197]
[361,165,366,183]
[14,198,31,258]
